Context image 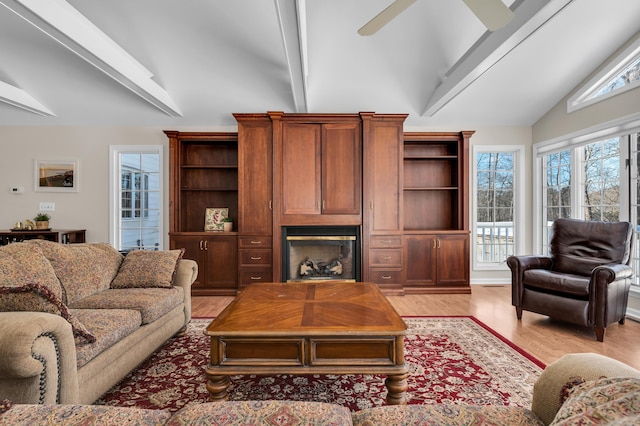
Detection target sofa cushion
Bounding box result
[0,403,171,425]
[72,308,142,368]
[111,249,184,289]
[70,287,184,324]
[167,400,352,426]
[0,243,62,299]
[0,283,95,343]
[523,269,590,298]
[28,240,123,304]
[352,404,544,426]
[550,377,640,425]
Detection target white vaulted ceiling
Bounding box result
[0,0,638,128]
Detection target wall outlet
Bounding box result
[39,202,55,211]
[10,186,24,194]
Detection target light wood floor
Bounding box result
[191,285,640,370]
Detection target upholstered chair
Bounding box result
[507,218,634,342]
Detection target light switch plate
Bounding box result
[39,202,55,211]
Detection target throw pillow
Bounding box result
[0,283,95,343]
[0,243,62,299]
[27,240,123,304]
[551,377,640,425]
[111,249,185,289]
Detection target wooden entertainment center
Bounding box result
[166,112,473,296]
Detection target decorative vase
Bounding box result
[35,221,49,229]
[223,221,233,232]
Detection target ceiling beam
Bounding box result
[274,0,308,113]
[423,0,575,117]
[0,80,54,116]
[0,0,182,117]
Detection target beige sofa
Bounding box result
[0,240,197,405]
[1,353,639,425]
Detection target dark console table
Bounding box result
[0,229,86,246]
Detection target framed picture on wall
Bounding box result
[34,160,79,192]
[204,207,228,231]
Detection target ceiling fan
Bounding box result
[358,0,514,36]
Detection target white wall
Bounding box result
[0,127,168,243]
[533,31,640,144]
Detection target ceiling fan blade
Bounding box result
[358,0,417,36]
[462,0,514,31]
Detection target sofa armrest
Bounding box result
[173,259,198,325]
[531,353,640,425]
[0,311,79,404]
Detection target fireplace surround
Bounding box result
[282,226,361,282]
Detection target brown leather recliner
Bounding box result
[507,218,634,342]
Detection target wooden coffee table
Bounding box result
[204,282,408,405]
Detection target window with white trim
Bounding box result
[109,146,163,251]
[568,35,640,112]
[536,133,640,285]
[472,145,524,269]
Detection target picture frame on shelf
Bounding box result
[34,159,79,192]
[204,207,229,231]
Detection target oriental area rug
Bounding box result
[96,316,544,413]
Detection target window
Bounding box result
[109,146,163,251]
[536,133,640,283]
[472,146,524,269]
[580,138,621,222]
[568,35,640,112]
[541,150,572,253]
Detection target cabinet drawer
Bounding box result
[239,269,273,284]
[239,249,272,266]
[370,235,402,248]
[369,269,403,284]
[238,236,272,249]
[369,249,402,267]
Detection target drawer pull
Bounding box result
[381,256,392,260]
[381,275,392,280]
[250,256,262,260]
[250,276,262,280]
[250,241,262,245]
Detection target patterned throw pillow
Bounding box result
[0,283,95,343]
[27,240,123,304]
[0,243,62,299]
[551,377,640,425]
[111,249,185,289]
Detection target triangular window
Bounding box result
[568,36,640,113]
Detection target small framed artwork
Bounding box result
[34,160,79,192]
[204,207,229,231]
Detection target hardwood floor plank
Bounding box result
[191,285,640,370]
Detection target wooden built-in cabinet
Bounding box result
[402,132,473,293]
[166,131,239,295]
[166,118,473,295]
[235,114,274,288]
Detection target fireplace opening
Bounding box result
[282,226,360,282]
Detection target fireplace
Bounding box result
[282,226,360,282]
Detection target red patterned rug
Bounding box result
[96,316,544,413]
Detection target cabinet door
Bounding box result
[404,234,437,287]
[238,118,273,234]
[170,235,206,289]
[437,234,469,286]
[364,122,403,233]
[281,123,322,215]
[321,123,361,215]
[204,235,238,293]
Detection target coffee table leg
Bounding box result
[206,373,230,402]
[385,372,409,405]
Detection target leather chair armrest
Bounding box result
[507,255,553,306]
[507,255,553,271]
[591,263,634,283]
